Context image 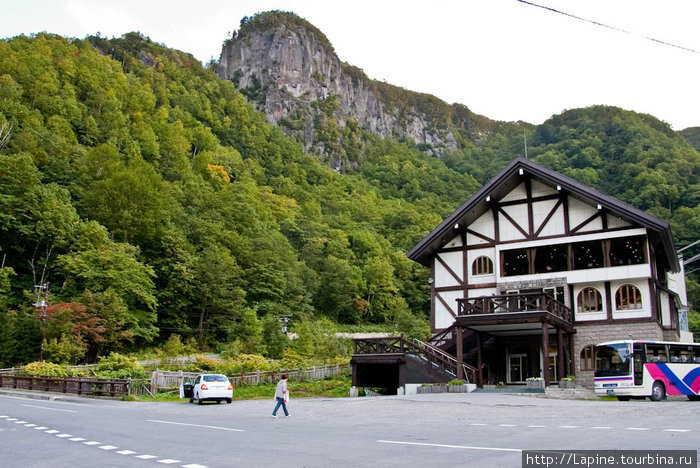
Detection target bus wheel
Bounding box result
[650,381,665,401]
[616,396,631,401]
[688,395,700,401]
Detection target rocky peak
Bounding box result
[217,11,495,166]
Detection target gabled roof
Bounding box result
[406,157,679,272]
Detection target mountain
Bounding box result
[217,11,514,168]
[680,127,700,153]
[1,26,700,366]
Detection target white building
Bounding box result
[406,157,690,388]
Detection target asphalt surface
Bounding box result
[0,389,698,467]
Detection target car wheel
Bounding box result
[189,398,193,404]
[226,398,232,404]
[616,396,630,401]
[197,393,203,405]
[650,381,665,401]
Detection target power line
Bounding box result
[516,0,700,54]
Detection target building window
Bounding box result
[609,236,645,266]
[472,256,494,276]
[577,287,602,312]
[502,248,529,276]
[534,244,568,273]
[615,284,642,310]
[580,345,595,371]
[572,240,604,270]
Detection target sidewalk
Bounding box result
[0,387,98,402]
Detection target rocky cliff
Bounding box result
[217,11,499,167]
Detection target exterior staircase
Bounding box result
[352,334,477,385]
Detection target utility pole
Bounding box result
[33,282,49,361]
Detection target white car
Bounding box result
[180,374,233,404]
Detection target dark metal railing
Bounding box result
[456,292,573,323]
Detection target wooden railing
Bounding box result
[353,336,476,384]
[457,292,573,323]
[0,375,129,397]
[427,324,456,349]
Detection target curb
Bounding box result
[0,388,94,403]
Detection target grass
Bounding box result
[127,375,353,402]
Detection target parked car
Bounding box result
[180,374,233,404]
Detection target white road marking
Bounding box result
[468,423,487,426]
[527,425,546,428]
[498,424,516,427]
[147,419,245,432]
[625,427,650,431]
[591,426,612,429]
[559,426,580,429]
[664,429,691,432]
[5,415,205,468]
[21,404,77,413]
[378,440,521,453]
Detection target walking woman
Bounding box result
[271,374,289,418]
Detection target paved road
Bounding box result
[0,391,698,467]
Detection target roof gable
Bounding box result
[406,157,679,272]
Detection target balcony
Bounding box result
[456,292,573,325]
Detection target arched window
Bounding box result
[577,287,602,313]
[472,256,494,275]
[615,284,642,310]
[580,345,595,371]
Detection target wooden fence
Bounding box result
[0,374,129,397]
[0,364,350,397]
[146,364,349,394]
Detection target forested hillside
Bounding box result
[0,33,453,365]
[1,31,699,367]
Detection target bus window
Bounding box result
[645,344,668,363]
[669,345,691,363]
[595,342,632,377]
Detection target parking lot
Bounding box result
[1,390,699,467]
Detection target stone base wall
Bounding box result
[663,329,680,342]
[573,322,664,389]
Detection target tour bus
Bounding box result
[594,340,700,401]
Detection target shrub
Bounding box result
[223,354,272,373]
[23,361,67,377]
[448,379,464,385]
[92,352,146,379]
[162,334,186,357]
[183,355,220,372]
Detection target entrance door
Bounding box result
[548,351,558,382]
[509,353,528,383]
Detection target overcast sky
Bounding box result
[3,0,699,130]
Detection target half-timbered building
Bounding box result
[398,157,689,389]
